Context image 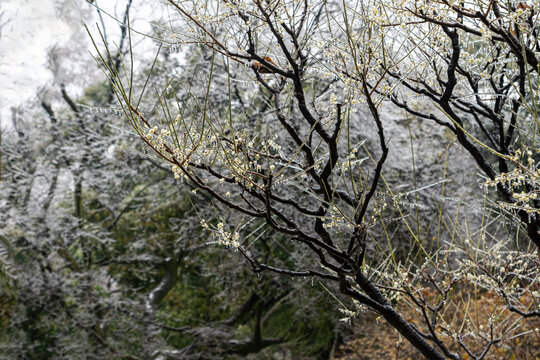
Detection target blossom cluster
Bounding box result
[201,219,241,248]
[484,148,540,214]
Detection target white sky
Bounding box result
[1,0,75,125]
[0,0,161,127]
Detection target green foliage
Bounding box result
[79,81,111,106]
[261,288,339,358]
[0,265,16,332]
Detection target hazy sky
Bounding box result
[0,0,160,127]
[1,0,78,125]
